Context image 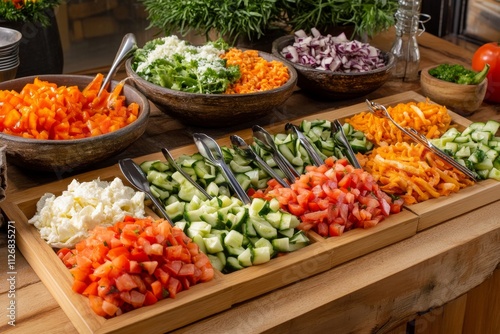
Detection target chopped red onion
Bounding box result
[281,28,386,73]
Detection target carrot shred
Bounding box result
[345,99,452,146]
[362,142,474,205]
[221,48,290,94]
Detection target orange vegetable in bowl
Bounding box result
[0,73,139,140]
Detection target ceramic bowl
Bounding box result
[420,66,487,115]
[0,75,150,173]
[271,35,395,99]
[124,52,298,128]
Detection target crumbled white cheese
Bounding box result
[135,35,226,76]
[28,177,145,248]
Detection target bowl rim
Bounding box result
[125,49,298,98]
[421,65,487,87]
[0,74,150,145]
[271,35,395,76]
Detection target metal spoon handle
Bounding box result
[118,158,174,225]
[161,148,212,200]
[99,33,137,97]
[230,135,290,188]
[332,120,361,169]
[193,133,252,204]
[252,152,291,188]
[286,123,324,167]
[218,160,252,205]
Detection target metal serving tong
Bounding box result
[161,147,212,200]
[331,119,362,169]
[365,99,478,181]
[193,133,252,204]
[252,125,301,183]
[285,123,324,167]
[118,158,174,225]
[230,135,290,188]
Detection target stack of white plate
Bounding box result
[0,27,22,82]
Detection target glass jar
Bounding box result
[390,0,430,82]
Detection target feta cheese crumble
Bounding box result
[29,177,146,248]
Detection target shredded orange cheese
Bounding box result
[221,48,290,94]
[362,142,474,205]
[345,100,452,146]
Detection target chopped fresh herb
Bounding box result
[429,63,490,85]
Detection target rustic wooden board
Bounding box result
[1,90,497,333]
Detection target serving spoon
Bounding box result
[161,147,212,200]
[230,134,290,188]
[365,99,477,181]
[193,133,252,204]
[285,122,324,167]
[98,33,137,97]
[118,158,174,225]
[252,125,300,183]
[331,119,362,169]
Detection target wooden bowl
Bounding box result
[420,66,487,115]
[124,52,298,128]
[272,35,395,99]
[0,75,150,173]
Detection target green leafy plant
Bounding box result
[141,0,399,43]
[0,0,61,27]
[141,0,284,44]
[278,0,399,39]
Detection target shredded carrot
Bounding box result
[345,99,452,146]
[362,142,473,205]
[221,48,290,94]
[0,73,139,140]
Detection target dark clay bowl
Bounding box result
[272,35,395,99]
[125,51,298,128]
[0,75,150,173]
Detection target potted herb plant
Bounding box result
[141,0,399,46]
[0,0,64,77]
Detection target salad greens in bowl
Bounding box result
[125,36,297,128]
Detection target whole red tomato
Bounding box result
[472,42,500,103]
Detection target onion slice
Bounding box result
[281,28,386,73]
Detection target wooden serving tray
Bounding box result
[1,91,498,333]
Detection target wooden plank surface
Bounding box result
[171,200,500,334]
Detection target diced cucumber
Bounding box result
[288,242,309,252]
[235,173,251,191]
[279,212,300,230]
[278,227,295,238]
[147,170,175,191]
[455,146,471,158]
[254,237,274,257]
[192,234,207,254]
[226,256,244,271]
[203,235,224,253]
[225,244,245,256]
[174,220,187,232]
[265,211,282,229]
[272,237,290,252]
[140,160,157,173]
[229,160,253,173]
[237,248,253,267]
[251,247,271,265]
[488,167,500,181]
[249,197,270,216]
[207,254,224,271]
[251,217,278,239]
[151,160,170,172]
[187,221,212,238]
[290,231,310,244]
[224,230,244,248]
[482,120,500,135]
[165,201,185,221]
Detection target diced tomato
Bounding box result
[115,273,138,292]
[252,158,401,238]
[58,216,214,318]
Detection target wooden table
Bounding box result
[1,30,499,333]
